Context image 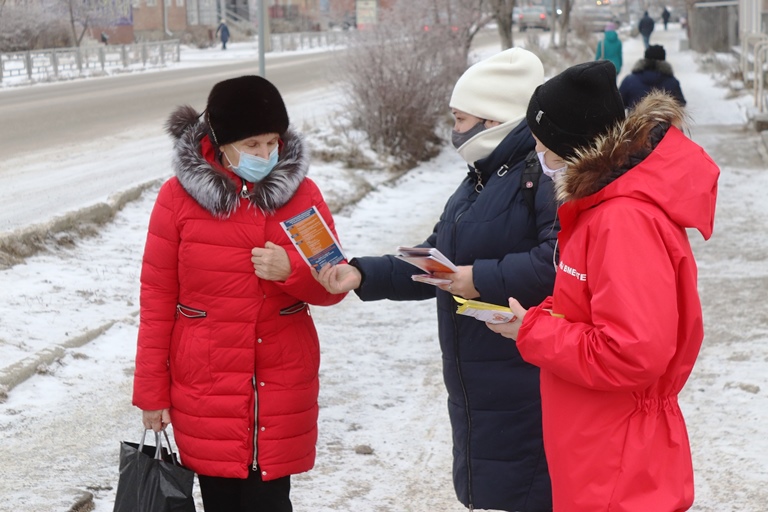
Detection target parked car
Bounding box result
[512,7,522,25]
[571,6,621,32]
[518,5,550,31]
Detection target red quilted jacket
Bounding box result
[133,107,346,480]
[517,94,719,511]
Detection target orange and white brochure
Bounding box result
[281,206,346,271]
[395,246,457,286]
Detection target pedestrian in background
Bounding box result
[595,22,623,77]
[620,44,686,109]
[638,11,655,49]
[133,75,347,512]
[215,19,230,50]
[662,7,671,30]
[313,48,558,512]
[488,60,720,511]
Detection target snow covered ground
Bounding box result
[1,23,767,512]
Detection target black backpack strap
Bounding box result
[521,150,542,214]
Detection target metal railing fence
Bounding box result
[0,30,354,84]
[0,40,181,83]
[269,30,351,52]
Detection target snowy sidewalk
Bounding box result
[1,22,767,512]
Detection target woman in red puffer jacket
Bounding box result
[132,75,346,512]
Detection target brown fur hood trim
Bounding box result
[631,58,675,76]
[556,91,687,203]
[164,105,309,217]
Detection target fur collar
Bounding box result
[556,91,687,202]
[631,58,675,76]
[165,105,309,217]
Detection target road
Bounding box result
[0,51,341,236]
[0,29,503,163]
[0,52,335,161]
[0,29,501,236]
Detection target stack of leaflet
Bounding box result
[395,246,458,285]
[453,296,516,324]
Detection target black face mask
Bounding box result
[451,121,487,149]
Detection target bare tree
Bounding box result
[63,0,129,47]
[554,0,574,48]
[422,0,495,59]
[67,0,92,46]
[0,3,72,51]
[336,1,468,168]
[490,0,516,49]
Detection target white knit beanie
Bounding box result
[450,48,545,165]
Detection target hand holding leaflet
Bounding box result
[454,296,517,324]
[281,206,345,271]
[395,246,457,285]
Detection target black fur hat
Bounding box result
[645,45,666,61]
[526,61,625,159]
[205,75,289,146]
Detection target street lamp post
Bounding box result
[258,0,266,77]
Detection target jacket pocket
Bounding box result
[176,303,207,318]
[171,309,213,395]
[279,301,308,316]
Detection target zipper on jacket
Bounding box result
[240,178,248,199]
[176,304,207,318]
[453,309,475,509]
[473,168,484,193]
[252,375,259,471]
[451,210,474,509]
[552,238,560,272]
[279,301,308,315]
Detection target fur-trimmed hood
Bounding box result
[631,58,675,77]
[557,91,719,239]
[165,105,309,217]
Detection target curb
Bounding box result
[0,165,404,398]
[0,314,137,396]
[0,179,164,269]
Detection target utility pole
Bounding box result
[258,0,266,77]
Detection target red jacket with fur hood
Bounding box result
[132,106,346,480]
[517,92,719,511]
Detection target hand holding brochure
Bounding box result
[454,296,517,324]
[281,206,346,271]
[395,246,457,285]
[411,274,452,286]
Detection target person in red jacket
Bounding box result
[487,61,720,511]
[132,75,346,512]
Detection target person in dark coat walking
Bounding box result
[619,45,686,109]
[313,48,557,512]
[215,19,230,50]
[638,11,655,49]
[662,7,671,30]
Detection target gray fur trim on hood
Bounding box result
[556,91,687,202]
[164,105,309,217]
[631,58,675,76]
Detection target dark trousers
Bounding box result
[198,467,292,512]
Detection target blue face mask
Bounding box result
[228,146,279,183]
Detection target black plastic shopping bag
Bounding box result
[113,429,196,512]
